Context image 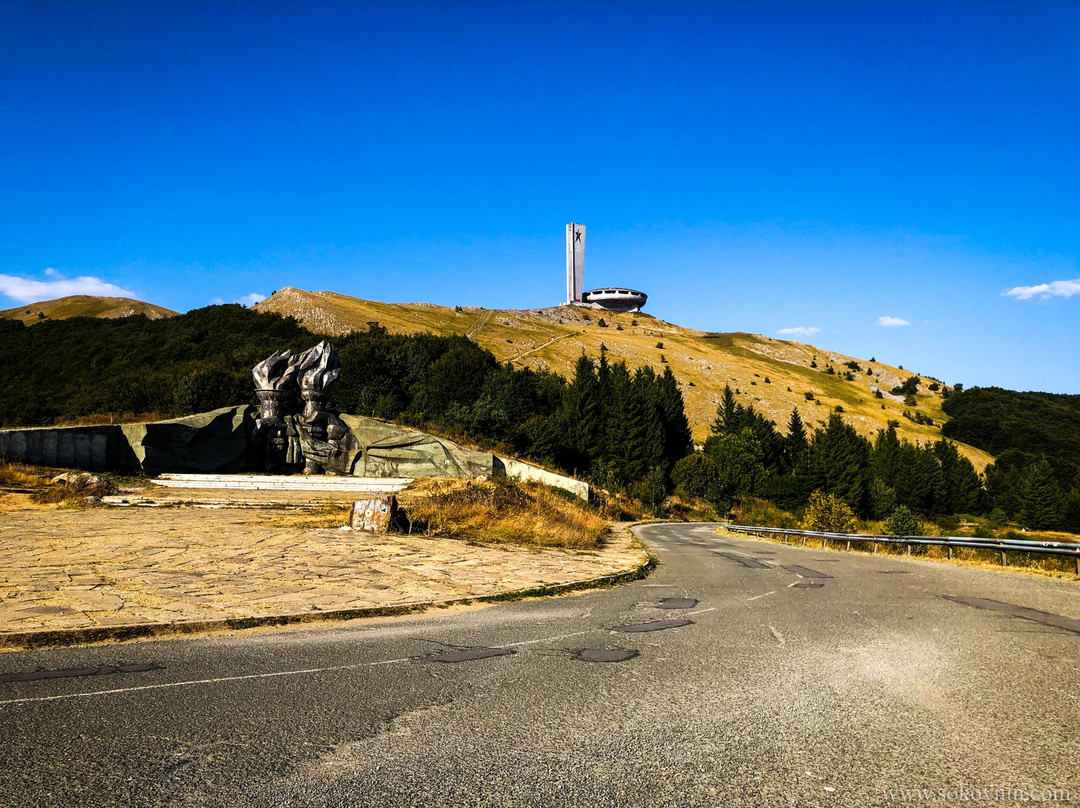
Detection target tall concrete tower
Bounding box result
[566,223,585,304]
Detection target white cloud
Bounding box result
[878,316,911,327]
[1003,278,1080,301]
[778,326,820,339]
[208,297,226,305]
[237,293,266,307]
[0,270,135,304]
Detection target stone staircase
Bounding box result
[150,473,411,493]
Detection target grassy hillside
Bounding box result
[0,295,178,324]
[255,288,993,469]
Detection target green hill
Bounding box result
[0,295,178,325]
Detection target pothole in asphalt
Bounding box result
[783,565,834,579]
[658,597,698,609]
[575,649,640,663]
[878,570,912,575]
[943,596,1080,636]
[612,619,694,633]
[0,662,162,683]
[428,647,516,664]
[715,552,770,569]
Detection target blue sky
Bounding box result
[1,1,1078,393]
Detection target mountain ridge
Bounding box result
[0,295,178,324]
[254,287,994,470]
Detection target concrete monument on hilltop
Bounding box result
[563,222,648,312]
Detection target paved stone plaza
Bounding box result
[0,495,647,647]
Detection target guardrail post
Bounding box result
[1000,550,1007,567]
[872,541,878,554]
[947,545,953,560]
[845,539,851,551]
[906,543,911,556]
[822,536,829,550]
[801,535,806,547]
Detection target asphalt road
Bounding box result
[1,524,1078,808]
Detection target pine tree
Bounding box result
[784,408,808,471]
[808,414,872,517]
[1019,459,1063,530]
[655,366,693,467]
[933,439,982,514]
[711,385,738,436]
[560,353,601,473]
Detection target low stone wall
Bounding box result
[495,456,590,500]
[0,425,127,470]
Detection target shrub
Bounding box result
[891,375,920,397]
[598,318,607,328]
[630,465,668,510]
[934,514,960,534]
[802,491,858,533]
[884,505,924,536]
[655,341,664,349]
[672,453,722,503]
[803,391,815,401]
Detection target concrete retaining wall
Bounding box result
[495,456,591,500]
[0,425,129,470]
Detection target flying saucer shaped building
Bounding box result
[564,223,647,312]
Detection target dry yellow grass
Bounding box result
[0,462,52,490]
[401,479,609,550]
[246,478,610,550]
[255,288,993,470]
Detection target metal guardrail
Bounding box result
[722,523,1080,573]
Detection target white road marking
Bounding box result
[0,625,616,706]
[747,591,776,601]
[686,607,716,616]
[494,630,594,649]
[768,626,785,646]
[0,657,415,706]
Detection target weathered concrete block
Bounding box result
[350,496,405,533]
[42,431,58,465]
[58,432,75,466]
[11,432,27,462]
[25,431,43,464]
[74,433,91,467]
[91,433,108,468]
